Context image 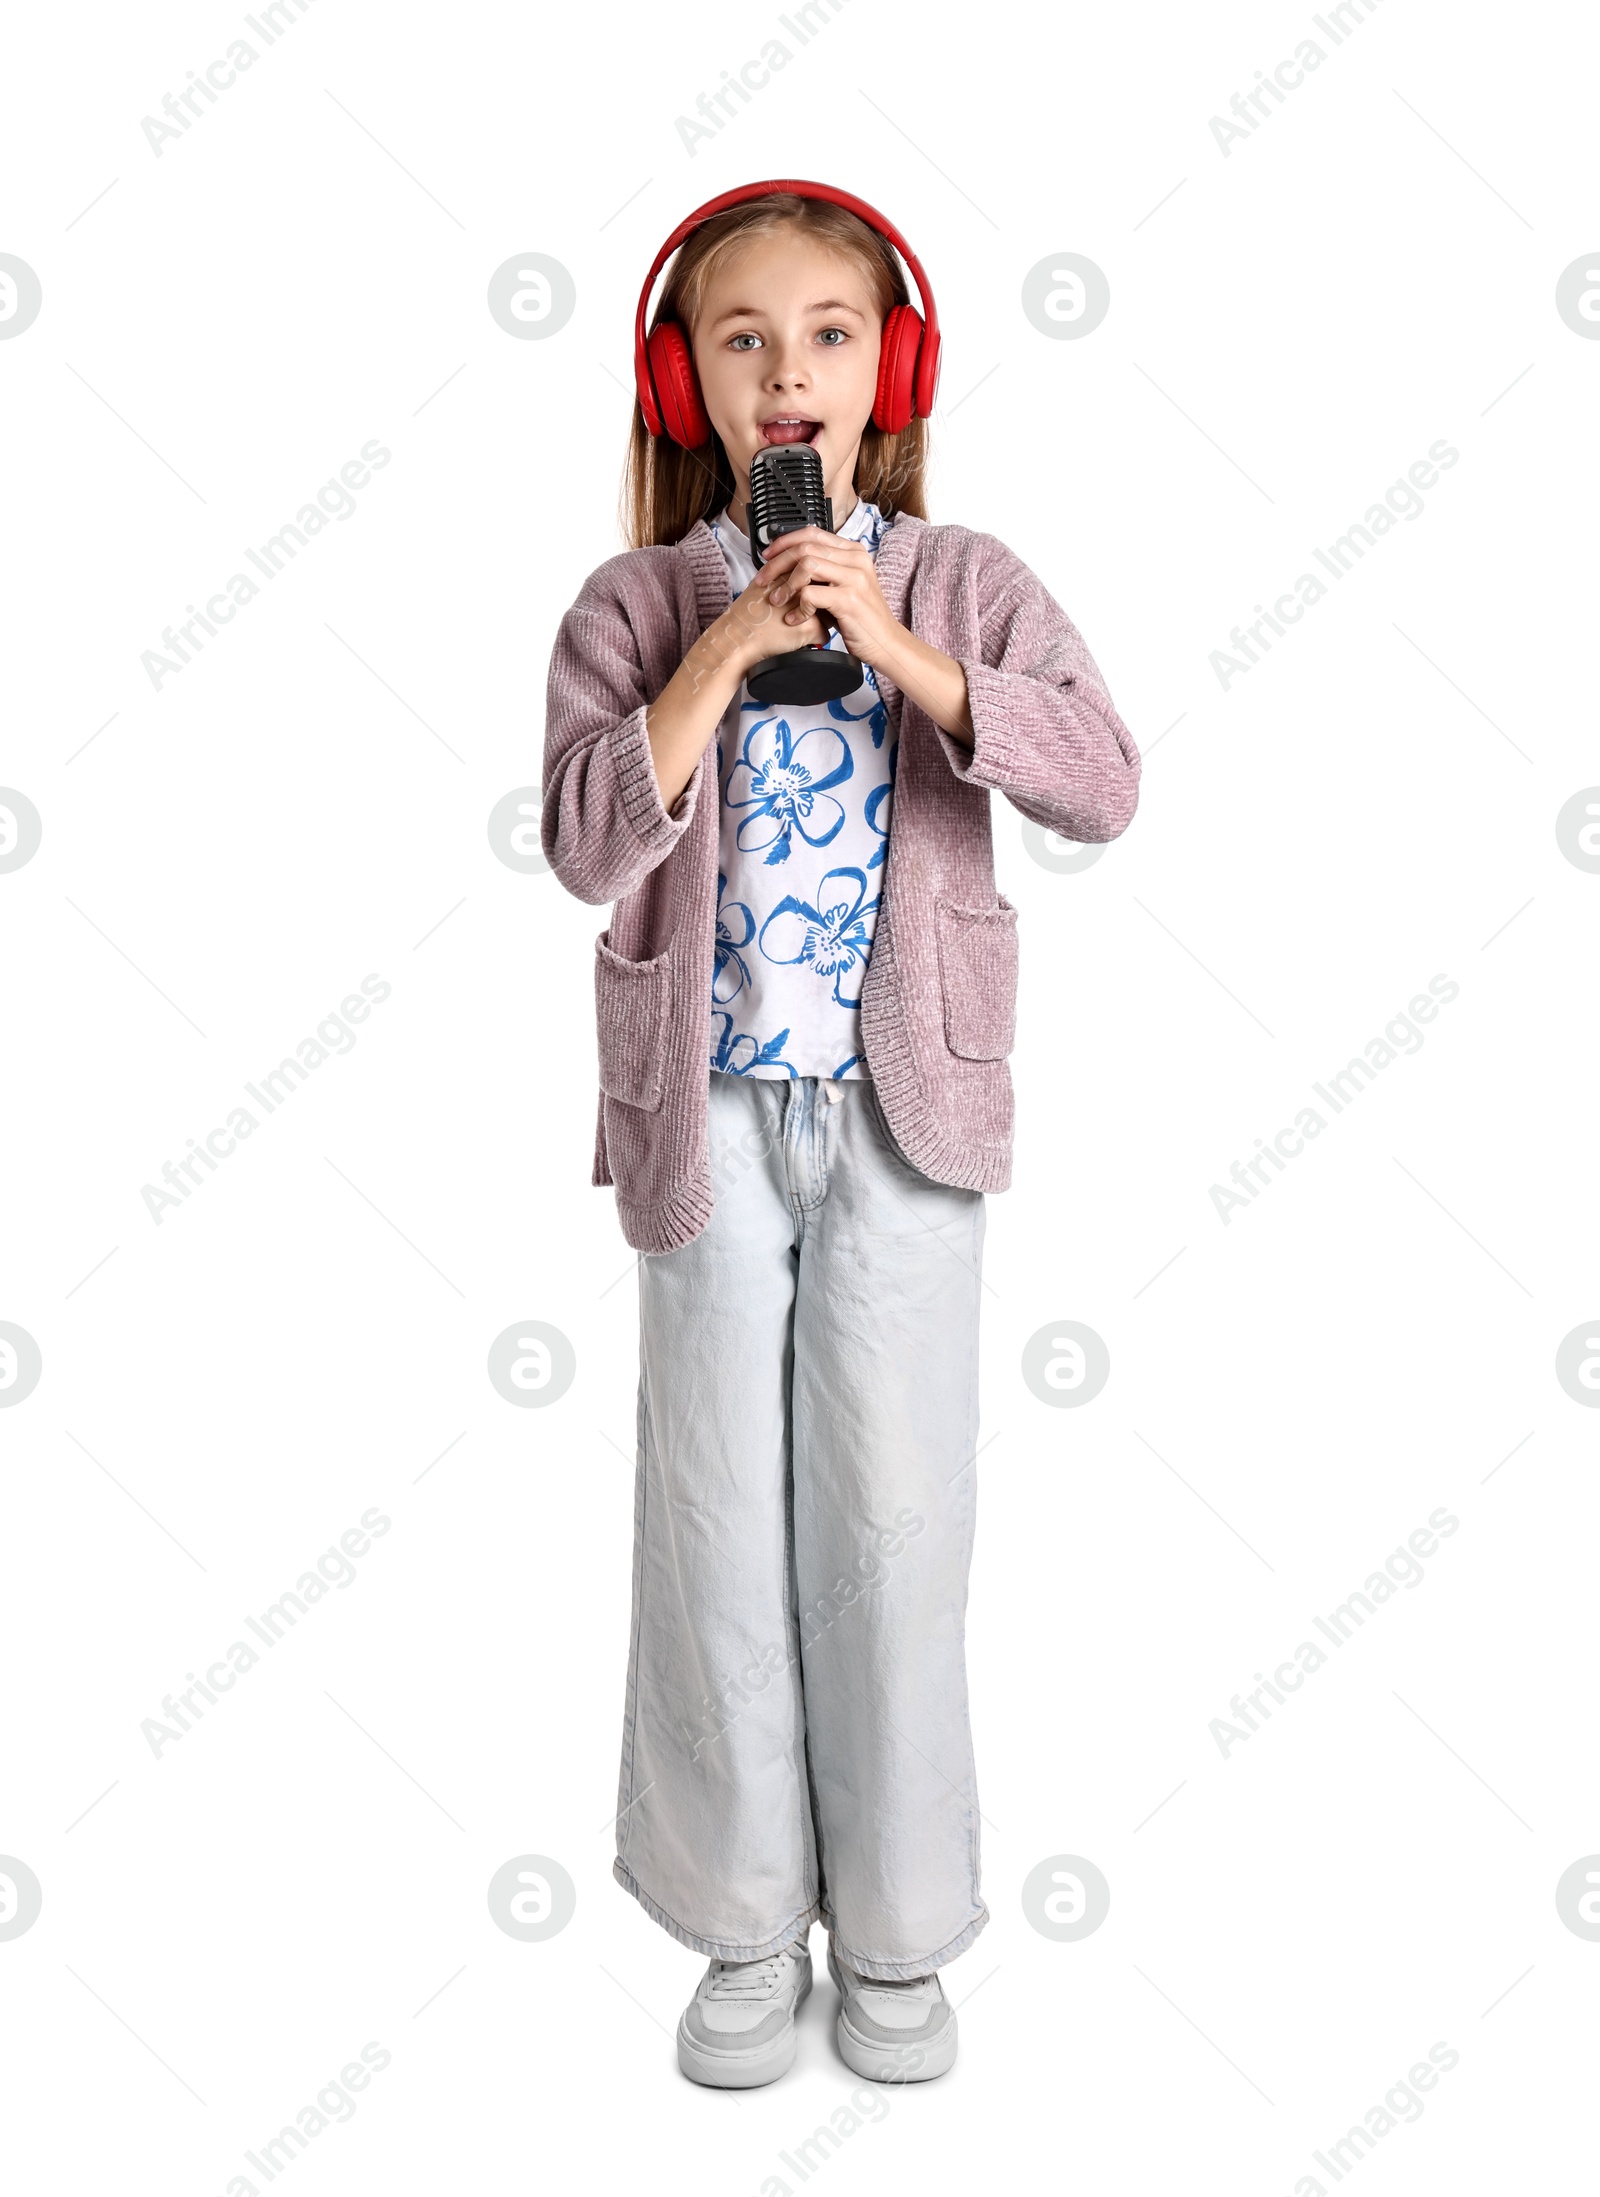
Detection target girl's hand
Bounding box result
[755,526,902,663]
[717,568,829,674]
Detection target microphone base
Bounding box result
[746,646,867,706]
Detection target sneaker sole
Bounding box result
[827,1948,958,2084]
[676,1966,812,2089]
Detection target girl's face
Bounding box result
[691,232,882,528]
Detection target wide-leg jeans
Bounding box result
[613,1067,990,1981]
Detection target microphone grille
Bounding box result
[746,443,831,563]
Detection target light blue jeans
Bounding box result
[613,1068,990,1981]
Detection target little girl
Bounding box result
[542,181,1140,2088]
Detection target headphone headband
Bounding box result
[632,178,941,434]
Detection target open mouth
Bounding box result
[759,417,822,445]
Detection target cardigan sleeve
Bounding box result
[932,532,1141,843]
[540,565,709,906]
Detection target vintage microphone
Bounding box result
[743,443,867,705]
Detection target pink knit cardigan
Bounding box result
[541,512,1141,1254]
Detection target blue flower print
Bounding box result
[727,714,853,868]
[711,1010,797,1077]
[862,766,896,873]
[758,866,879,1010]
[712,870,755,1005]
[827,684,890,751]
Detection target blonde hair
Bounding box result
[620,192,931,550]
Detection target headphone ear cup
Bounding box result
[636,343,664,438]
[913,319,941,420]
[873,304,924,435]
[646,321,713,449]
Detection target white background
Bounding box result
[3,0,1597,2189]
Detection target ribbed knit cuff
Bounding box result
[607,705,705,850]
[934,658,1023,791]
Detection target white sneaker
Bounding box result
[677,1938,813,2088]
[827,1943,957,2082]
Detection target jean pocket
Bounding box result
[594,927,673,1112]
[933,894,1019,1061]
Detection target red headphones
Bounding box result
[633,178,941,451]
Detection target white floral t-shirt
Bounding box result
[706,496,894,1082]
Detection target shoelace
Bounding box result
[840,1964,937,1995]
[706,1949,799,1999]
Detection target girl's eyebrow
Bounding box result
[707,299,868,328]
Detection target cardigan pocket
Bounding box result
[934,894,1019,1061]
[594,928,673,1112]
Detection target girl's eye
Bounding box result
[726,327,849,350]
